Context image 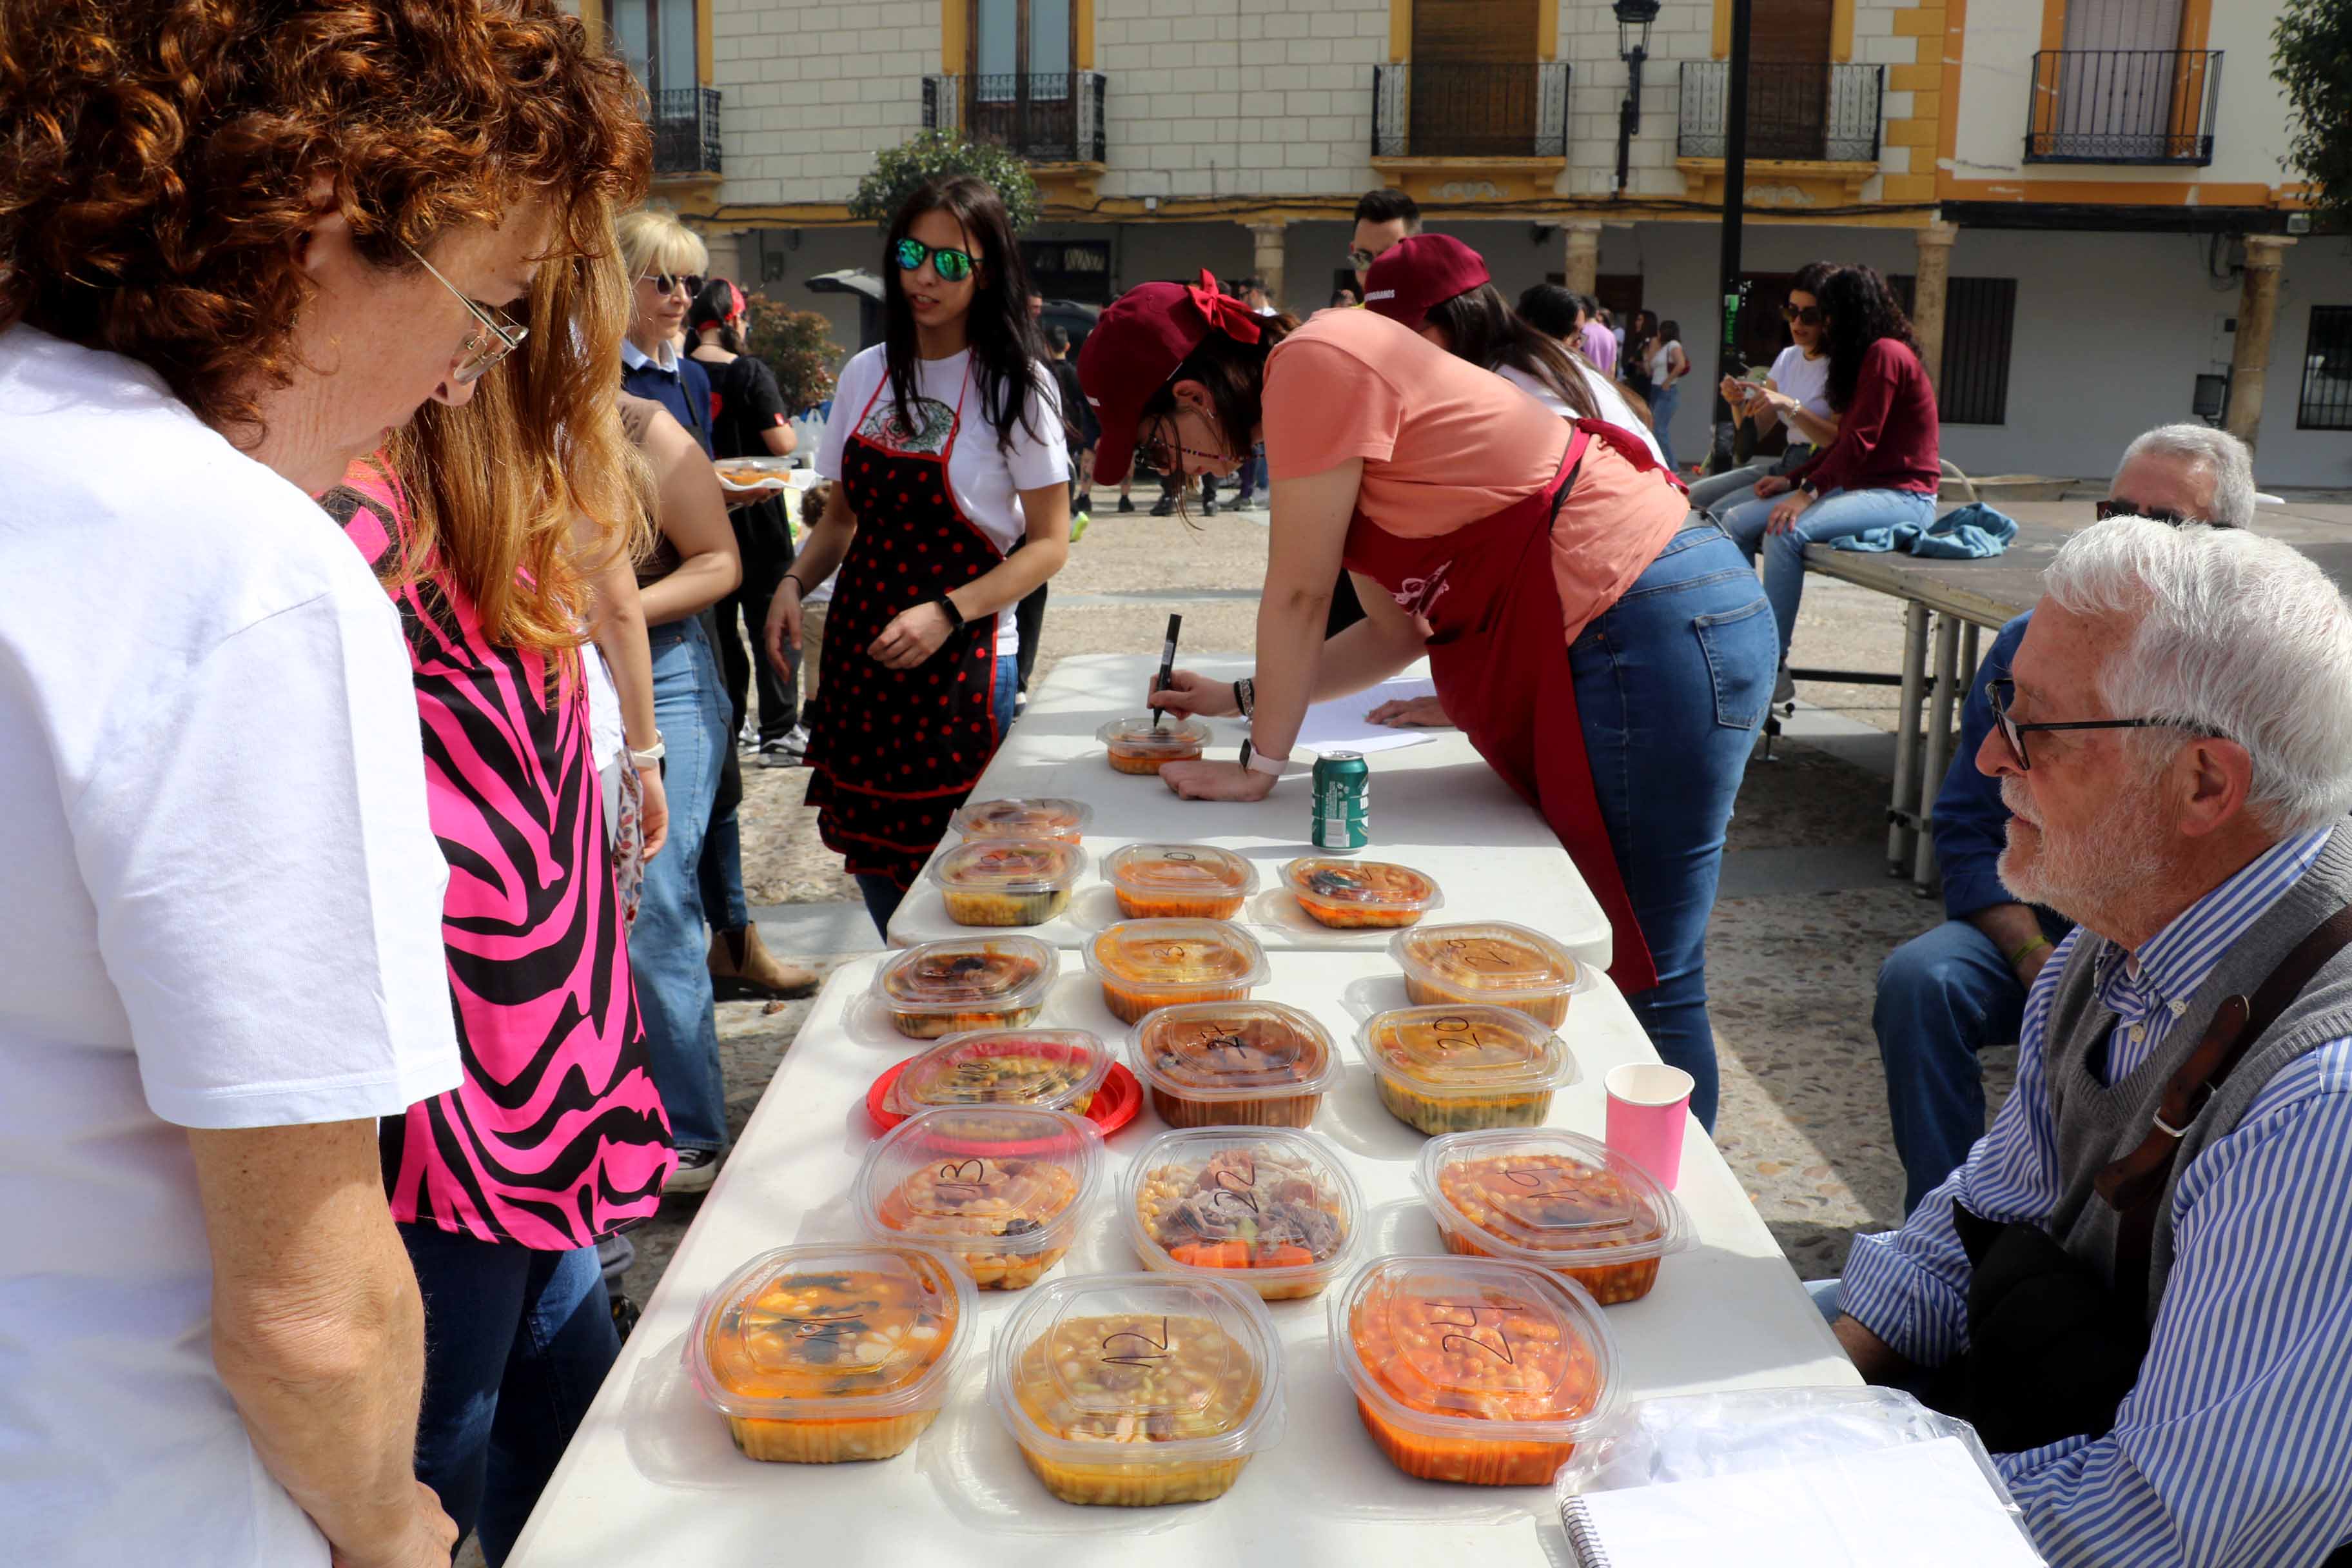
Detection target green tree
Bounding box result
[743,295,841,414]
[2274,0,2352,226]
[848,129,1040,234]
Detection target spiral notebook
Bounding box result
[1556,1436,2046,1567]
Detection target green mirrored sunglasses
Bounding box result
[894,237,975,282]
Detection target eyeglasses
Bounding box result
[1138,430,1227,473]
[1986,678,2208,771]
[1348,247,1380,270]
[894,237,975,282]
[1781,304,1822,325]
[2096,498,2204,527]
[639,271,701,297]
[404,242,527,386]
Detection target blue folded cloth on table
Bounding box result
[1832,501,2018,558]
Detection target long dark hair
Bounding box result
[881,176,1046,455]
[1135,314,1300,468]
[1625,308,1659,364]
[1818,264,1919,412]
[1426,283,1598,420]
[689,277,745,354]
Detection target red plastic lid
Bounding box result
[868,1058,1144,1139]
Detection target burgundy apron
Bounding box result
[1340,419,1685,994]
[805,369,1005,888]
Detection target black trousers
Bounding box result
[713,497,796,741]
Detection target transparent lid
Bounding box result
[1104,843,1259,901]
[1391,922,1583,1005]
[1125,1128,1362,1277]
[1330,1257,1618,1444]
[892,1029,1113,1114]
[874,937,1057,1017]
[1085,919,1269,992]
[1418,1129,1690,1266]
[1097,715,1211,754]
[1358,1005,1578,1098]
[950,798,1094,843]
[854,1106,1104,1259]
[926,839,1086,896]
[687,1242,973,1422]
[1280,857,1444,913]
[990,1273,1286,1465]
[1132,1001,1338,1102]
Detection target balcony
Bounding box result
[2024,49,2220,166]
[1370,61,1569,160]
[1678,61,1884,163]
[651,86,721,180]
[923,73,1106,165]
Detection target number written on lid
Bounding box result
[1099,1317,1171,1367]
[1208,1156,1260,1213]
[1499,1164,1582,1200]
[1447,939,1524,974]
[936,1157,992,1200]
[783,1311,867,1344]
[1165,850,1198,863]
[1424,1301,1516,1364]
[1428,1014,1484,1052]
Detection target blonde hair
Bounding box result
[616,206,708,282]
[385,199,652,665]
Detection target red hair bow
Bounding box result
[1185,270,1264,344]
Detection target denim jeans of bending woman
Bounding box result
[1571,519,1778,1132]
[635,616,732,1155]
[856,652,1022,937]
[1714,484,1938,660]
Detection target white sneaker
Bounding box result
[1773,665,1796,706]
[760,725,810,767]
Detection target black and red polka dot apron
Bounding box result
[806,367,1005,889]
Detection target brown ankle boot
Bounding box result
[707,924,819,1000]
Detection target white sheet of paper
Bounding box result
[1565,1438,2044,1568]
[1284,675,1442,756]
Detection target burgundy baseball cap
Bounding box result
[1077,270,1266,486]
[1361,233,1490,329]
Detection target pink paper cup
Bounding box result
[1605,1063,1696,1188]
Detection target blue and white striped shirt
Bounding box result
[1845,827,2352,1567]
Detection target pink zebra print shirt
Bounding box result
[324,459,676,1249]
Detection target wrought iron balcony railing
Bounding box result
[1677,61,1884,163]
[923,72,1107,163]
[2024,49,2220,166]
[651,86,721,178]
[1370,61,1570,159]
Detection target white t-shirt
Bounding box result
[1767,343,1834,429]
[1496,361,1671,469]
[0,327,462,1568]
[1649,339,1683,388]
[585,642,624,765]
[816,346,1068,659]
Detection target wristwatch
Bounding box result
[1238,739,1288,777]
[934,593,966,629]
[627,731,667,769]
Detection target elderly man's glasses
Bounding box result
[2097,497,2211,527]
[1986,678,2207,771]
[404,243,527,386]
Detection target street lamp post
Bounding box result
[1611,0,1660,198]
[1711,0,1754,475]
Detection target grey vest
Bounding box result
[2043,824,2352,1322]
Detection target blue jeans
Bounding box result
[636,617,730,1154]
[402,1224,620,1567]
[1718,485,1939,661]
[1571,522,1777,1132]
[857,653,1021,937]
[1649,382,1681,471]
[1874,919,2026,1214]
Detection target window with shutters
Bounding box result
[1891,275,2017,427]
[2297,308,2352,431]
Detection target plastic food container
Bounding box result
[854,1106,1103,1291]
[1281,858,1444,930]
[712,455,795,492]
[1125,1128,1361,1300]
[950,797,1093,845]
[1131,1001,1337,1128]
[1098,715,1211,775]
[926,839,1086,926]
[1104,843,1259,921]
[1084,919,1269,1026]
[687,1242,972,1463]
[1392,922,1584,1027]
[872,936,1057,1039]
[1418,1130,1691,1305]
[1358,1004,1580,1135]
[1331,1256,1618,1486]
[890,1028,1114,1117]
[991,1273,1286,1505]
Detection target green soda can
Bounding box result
[1311,751,1372,849]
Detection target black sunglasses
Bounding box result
[1781,303,1822,325]
[2095,497,2227,529]
[1986,678,2209,771]
[894,237,975,282]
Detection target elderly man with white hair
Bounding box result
[1832,514,2352,1566]
[1872,424,2259,1213]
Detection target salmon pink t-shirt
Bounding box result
[1264,309,1688,643]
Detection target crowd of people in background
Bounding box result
[8,4,2349,1562]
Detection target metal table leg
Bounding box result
[1912,613,1964,893]
[1886,600,1930,876]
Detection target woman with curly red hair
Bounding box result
[0,4,647,1567]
